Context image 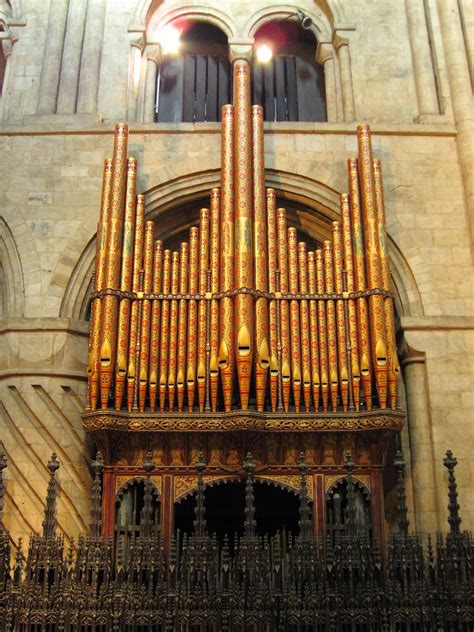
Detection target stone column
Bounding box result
[77,0,106,114]
[336,42,355,121]
[127,43,142,121]
[228,37,254,65]
[37,0,69,114]
[316,42,338,123]
[436,0,474,249]
[57,0,88,114]
[402,347,440,533]
[143,54,159,123]
[405,0,439,115]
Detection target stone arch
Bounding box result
[116,476,161,500]
[0,216,24,317]
[144,3,238,40]
[243,3,332,42]
[60,168,423,324]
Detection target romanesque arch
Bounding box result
[0,216,24,318]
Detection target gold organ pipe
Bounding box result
[252,105,269,412]
[298,242,312,412]
[99,123,129,409]
[159,250,172,412]
[126,195,145,411]
[266,189,279,412]
[197,208,210,412]
[167,250,180,411]
[323,241,339,412]
[348,158,373,410]
[307,251,320,410]
[177,242,189,412]
[186,227,199,411]
[373,158,399,409]
[340,193,361,411]
[357,125,388,408]
[277,208,291,412]
[219,104,235,412]
[88,158,113,411]
[316,249,330,412]
[209,189,220,412]
[332,221,350,411]
[115,158,137,411]
[138,221,155,412]
[234,61,253,411]
[149,240,163,412]
[288,227,302,412]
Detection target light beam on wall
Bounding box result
[159,24,182,55]
[256,43,272,63]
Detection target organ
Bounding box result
[84,61,404,545]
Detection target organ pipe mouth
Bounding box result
[210,356,219,377]
[376,340,387,366]
[218,339,229,369]
[259,339,270,369]
[197,361,206,382]
[100,339,111,367]
[270,354,279,377]
[361,354,370,376]
[237,325,251,357]
[282,361,291,382]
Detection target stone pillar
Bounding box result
[57,0,88,114]
[405,0,439,115]
[77,0,106,114]
[436,0,474,249]
[37,0,69,114]
[316,43,338,123]
[402,347,440,533]
[336,42,355,121]
[228,37,254,65]
[143,55,159,123]
[127,43,142,121]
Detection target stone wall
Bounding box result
[0,0,472,542]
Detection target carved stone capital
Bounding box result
[228,37,254,64]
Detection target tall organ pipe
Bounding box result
[277,208,291,412]
[266,189,279,412]
[316,249,329,412]
[209,189,221,412]
[88,158,113,411]
[323,241,339,412]
[99,123,129,409]
[252,105,270,412]
[307,251,320,410]
[340,194,361,411]
[219,105,235,412]
[177,242,189,412]
[357,124,388,408]
[298,242,312,412]
[197,209,210,412]
[288,227,302,412]
[332,221,349,411]
[234,61,254,410]
[149,240,163,412]
[159,250,172,412]
[373,159,399,409]
[348,158,373,410]
[115,158,137,410]
[167,250,180,411]
[187,227,199,411]
[138,221,155,412]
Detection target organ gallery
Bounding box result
[83,61,404,544]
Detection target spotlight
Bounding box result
[159,24,181,55]
[256,43,273,63]
[297,10,313,30]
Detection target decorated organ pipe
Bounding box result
[297,242,312,412]
[266,189,279,412]
[219,105,235,413]
[209,189,220,412]
[252,105,270,412]
[99,123,128,409]
[148,239,163,412]
[373,159,400,409]
[186,227,199,411]
[277,208,292,412]
[288,227,302,412]
[87,123,400,416]
[176,242,189,413]
[357,124,388,408]
[115,158,137,411]
[234,61,254,411]
[138,221,155,412]
[167,250,180,411]
[88,158,112,411]
[197,208,210,412]
[348,158,373,410]
[340,193,361,411]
